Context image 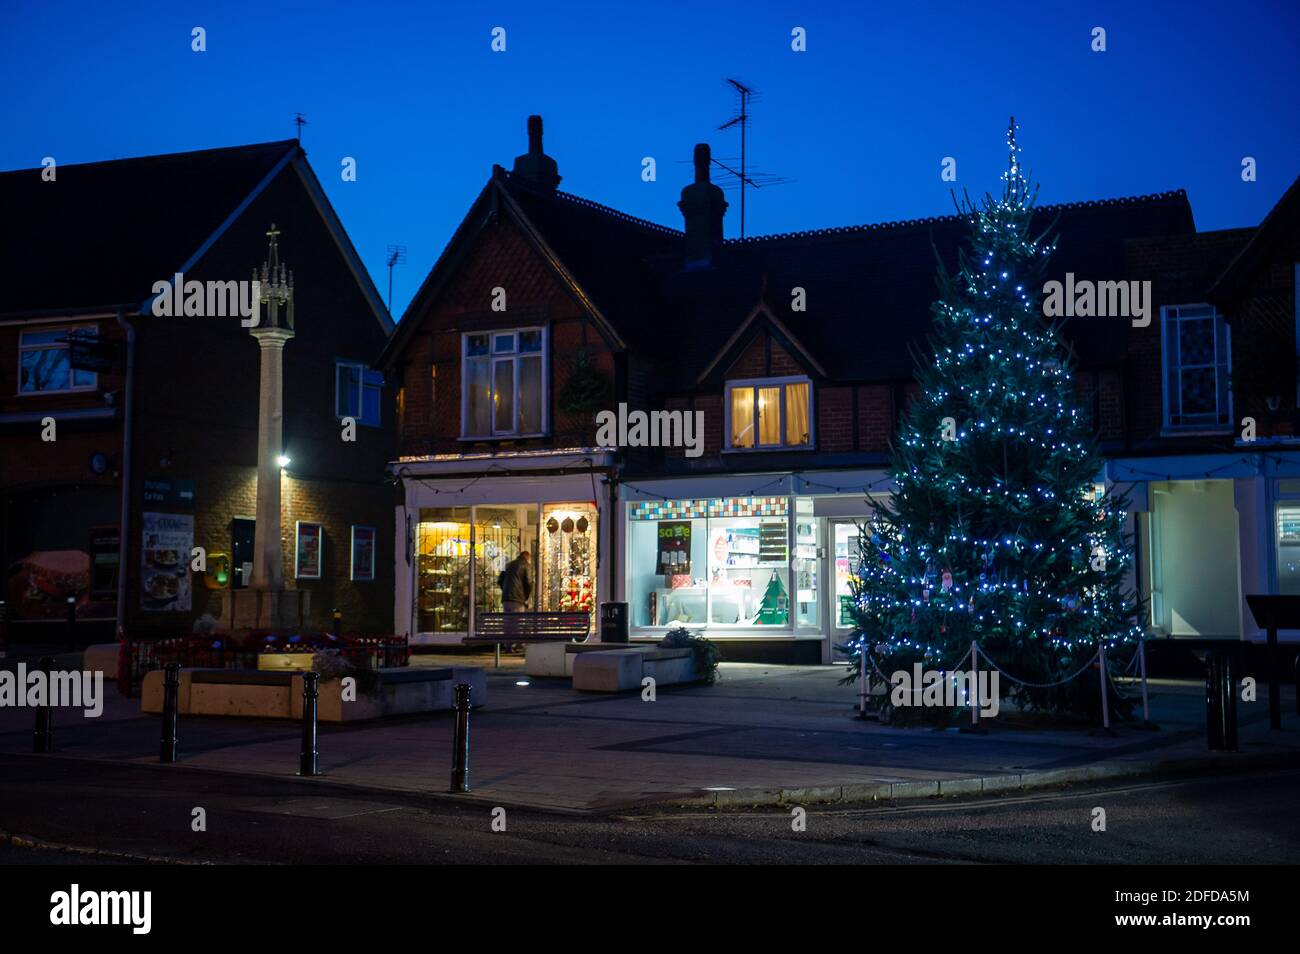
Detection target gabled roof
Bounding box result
[1209,173,1300,300]
[384,164,1197,384]
[0,140,391,333]
[656,190,1196,384]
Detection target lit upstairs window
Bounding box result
[726,376,813,450]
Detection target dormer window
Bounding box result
[725,376,813,450]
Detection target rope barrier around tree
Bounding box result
[850,633,1150,732]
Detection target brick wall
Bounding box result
[393,212,619,458]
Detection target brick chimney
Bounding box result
[678,143,728,267]
[511,115,561,191]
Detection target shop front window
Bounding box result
[1276,503,1300,595]
[540,503,598,626]
[628,497,791,630]
[417,508,471,633]
[475,506,531,616]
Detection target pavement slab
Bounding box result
[0,661,1296,812]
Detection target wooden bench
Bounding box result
[464,612,590,667]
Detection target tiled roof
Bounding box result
[499,178,1196,382]
[0,140,298,315]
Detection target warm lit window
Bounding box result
[462,328,546,438]
[19,326,98,394]
[336,361,383,426]
[726,377,813,449]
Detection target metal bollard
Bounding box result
[332,608,341,639]
[299,671,320,776]
[1205,651,1238,752]
[65,596,77,653]
[449,683,472,793]
[160,662,180,763]
[33,656,54,753]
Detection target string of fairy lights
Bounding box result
[849,118,1145,676]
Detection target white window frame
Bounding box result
[17,325,99,396]
[723,375,815,451]
[335,361,383,427]
[1160,304,1232,433]
[460,327,548,439]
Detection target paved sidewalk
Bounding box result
[1,661,1296,812]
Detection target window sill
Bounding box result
[721,444,816,454]
[459,433,548,442]
[1159,427,1233,438]
[17,387,98,397]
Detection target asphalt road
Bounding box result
[1,754,1297,865]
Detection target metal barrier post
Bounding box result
[332,608,341,639]
[33,656,54,753]
[857,647,868,717]
[449,683,472,793]
[299,671,320,776]
[160,662,180,763]
[1098,644,1111,732]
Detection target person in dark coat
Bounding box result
[500,551,533,612]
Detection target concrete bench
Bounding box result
[572,647,697,693]
[141,665,486,721]
[525,641,650,677]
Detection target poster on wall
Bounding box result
[296,522,323,579]
[655,521,692,575]
[140,512,193,612]
[351,525,376,581]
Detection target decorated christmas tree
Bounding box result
[847,119,1142,715]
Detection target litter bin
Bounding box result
[1205,649,1238,752]
[600,602,629,644]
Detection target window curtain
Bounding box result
[785,382,810,445]
[757,386,781,444]
[731,387,755,447]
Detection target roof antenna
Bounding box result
[385,245,407,316]
[293,112,307,142]
[714,78,791,238]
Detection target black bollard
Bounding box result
[332,608,341,639]
[33,656,54,753]
[299,671,320,777]
[65,596,77,653]
[1204,651,1238,752]
[160,662,180,763]
[449,683,472,793]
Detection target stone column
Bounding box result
[249,327,293,594]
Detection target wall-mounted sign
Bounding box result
[351,526,375,581]
[140,512,192,612]
[142,478,195,510]
[296,521,323,579]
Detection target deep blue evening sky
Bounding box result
[3,0,1297,318]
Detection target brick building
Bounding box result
[0,140,396,647]
[383,116,1299,662]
